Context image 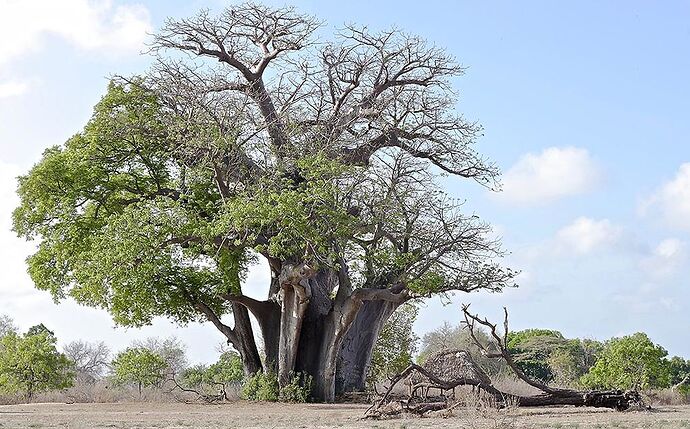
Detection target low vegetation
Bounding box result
[1,309,688,408]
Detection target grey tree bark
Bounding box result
[336,300,399,394]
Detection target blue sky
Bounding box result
[0,0,689,364]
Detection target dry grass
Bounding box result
[491,376,543,397]
[0,381,243,406]
[1,401,690,429]
[647,389,690,406]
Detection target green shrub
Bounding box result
[179,351,244,397]
[241,371,312,402]
[111,347,168,397]
[207,352,244,385]
[241,372,279,401]
[279,372,313,403]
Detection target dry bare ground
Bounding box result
[1,402,690,429]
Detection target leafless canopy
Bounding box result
[142,2,498,188]
[63,340,111,383]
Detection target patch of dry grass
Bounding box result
[2,402,689,429]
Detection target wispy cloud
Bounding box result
[555,217,622,254]
[0,80,30,98]
[0,0,152,65]
[639,238,687,279]
[0,0,151,96]
[497,146,602,205]
[641,163,690,231]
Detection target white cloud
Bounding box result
[555,217,622,254]
[0,80,30,98]
[0,0,151,65]
[0,0,151,95]
[640,238,687,279]
[642,163,690,231]
[655,238,684,259]
[498,146,601,204]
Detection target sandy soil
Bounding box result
[1,402,689,429]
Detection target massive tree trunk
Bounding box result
[336,300,399,395]
[305,281,408,401]
[222,257,410,401]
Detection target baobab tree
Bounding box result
[13,3,515,401]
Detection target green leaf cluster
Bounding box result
[241,371,279,401]
[504,330,604,385]
[668,356,690,395]
[12,82,242,328]
[217,155,357,263]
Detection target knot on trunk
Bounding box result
[279,262,315,286]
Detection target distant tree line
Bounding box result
[1,310,688,403]
[416,320,690,393]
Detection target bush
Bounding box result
[241,371,279,401]
[580,332,670,390]
[207,352,244,385]
[241,371,311,402]
[278,372,313,403]
[179,352,244,399]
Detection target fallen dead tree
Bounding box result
[167,374,229,404]
[365,305,645,418]
[407,348,491,398]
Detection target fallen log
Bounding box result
[364,305,647,419]
[365,364,643,418]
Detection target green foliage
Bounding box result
[368,304,419,388]
[507,329,566,383]
[278,372,313,403]
[111,347,168,396]
[241,371,311,402]
[241,371,279,401]
[216,154,357,264]
[207,351,244,384]
[669,357,690,383]
[0,330,74,400]
[12,82,236,328]
[132,336,188,375]
[503,330,603,386]
[180,364,208,389]
[181,351,244,393]
[668,356,690,395]
[26,323,55,338]
[580,333,671,390]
